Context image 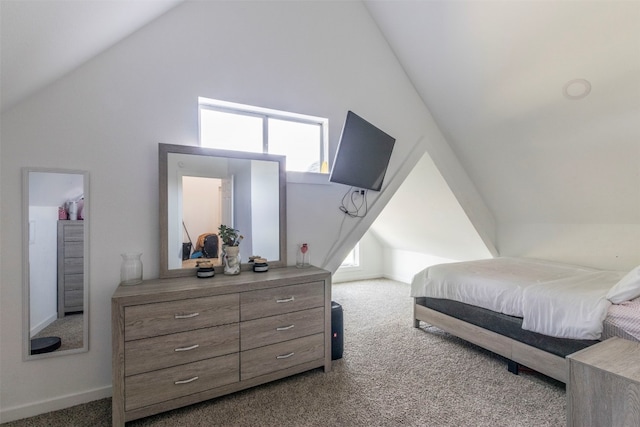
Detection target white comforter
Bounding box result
[410,257,624,340]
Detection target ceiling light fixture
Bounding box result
[563,78,592,100]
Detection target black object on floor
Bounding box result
[331,301,344,360]
[31,336,61,355]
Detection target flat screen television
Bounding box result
[329,111,395,191]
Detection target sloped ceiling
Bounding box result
[0,0,184,113]
[2,1,639,260]
[366,0,640,226]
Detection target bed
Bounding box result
[411,257,640,383]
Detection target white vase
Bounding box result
[223,246,241,275]
[120,253,143,285]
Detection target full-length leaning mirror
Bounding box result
[22,168,89,360]
[159,144,286,278]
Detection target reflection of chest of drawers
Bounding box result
[111,266,331,427]
[57,220,84,317]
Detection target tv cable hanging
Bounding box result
[339,187,368,218]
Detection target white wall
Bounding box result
[371,152,495,263]
[498,223,640,271]
[251,160,279,261]
[382,248,458,285]
[28,206,58,335]
[0,1,459,421]
[182,176,221,249]
[332,233,459,285]
[332,230,384,284]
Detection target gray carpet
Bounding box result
[3,279,565,426]
[32,313,83,352]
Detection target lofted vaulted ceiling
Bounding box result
[0,0,184,113]
[2,1,639,260]
[366,1,640,226]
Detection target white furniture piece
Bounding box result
[567,337,640,427]
[111,266,331,426]
[57,220,84,317]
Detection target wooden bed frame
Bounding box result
[414,302,567,383]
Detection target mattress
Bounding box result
[411,257,625,340]
[416,297,598,357]
[410,257,600,317]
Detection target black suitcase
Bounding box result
[182,242,192,260]
[203,234,219,258]
[331,301,344,360]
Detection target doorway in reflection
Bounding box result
[181,176,224,268]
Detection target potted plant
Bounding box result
[218,224,240,246]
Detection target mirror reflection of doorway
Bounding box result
[181,176,227,268]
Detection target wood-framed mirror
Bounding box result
[159,143,287,278]
[22,167,89,360]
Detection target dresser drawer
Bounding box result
[64,289,83,309]
[64,258,84,274]
[240,307,324,351]
[63,224,84,241]
[125,353,239,411]
[64,241,84,258]
[125,324,239,376]
[125,294,239,341]
[64,274,83,290]
[240,282,324,321]
[240,333,324,381]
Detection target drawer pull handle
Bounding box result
[174,376,199,385]
[174,344,200,352]
[175,312,199,319]
[276,297,295,303]
[276,324,295,331]
[276,352,295,359]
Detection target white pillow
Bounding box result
[607,265,640,304]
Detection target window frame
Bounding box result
[339,243,360,269]
[198,97,329,173]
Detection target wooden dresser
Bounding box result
[57,220,84,317]
[567,337,640,427]
[111,266,331,426]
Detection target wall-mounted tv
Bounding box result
[329,111,395,191]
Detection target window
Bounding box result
[339,243,360,269]
[199,97,329,173]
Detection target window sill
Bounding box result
[337,265,362,272]
[286,171,331,185]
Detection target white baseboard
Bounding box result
[30,313,57,336]
[380,273,410,284]
[0,385,112,424]
[332,272,383,284]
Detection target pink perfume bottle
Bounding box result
[296,243,310,268]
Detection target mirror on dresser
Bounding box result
[22,168,89,360]
[159,144,286,278]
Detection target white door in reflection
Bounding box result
[181,176,224,266]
